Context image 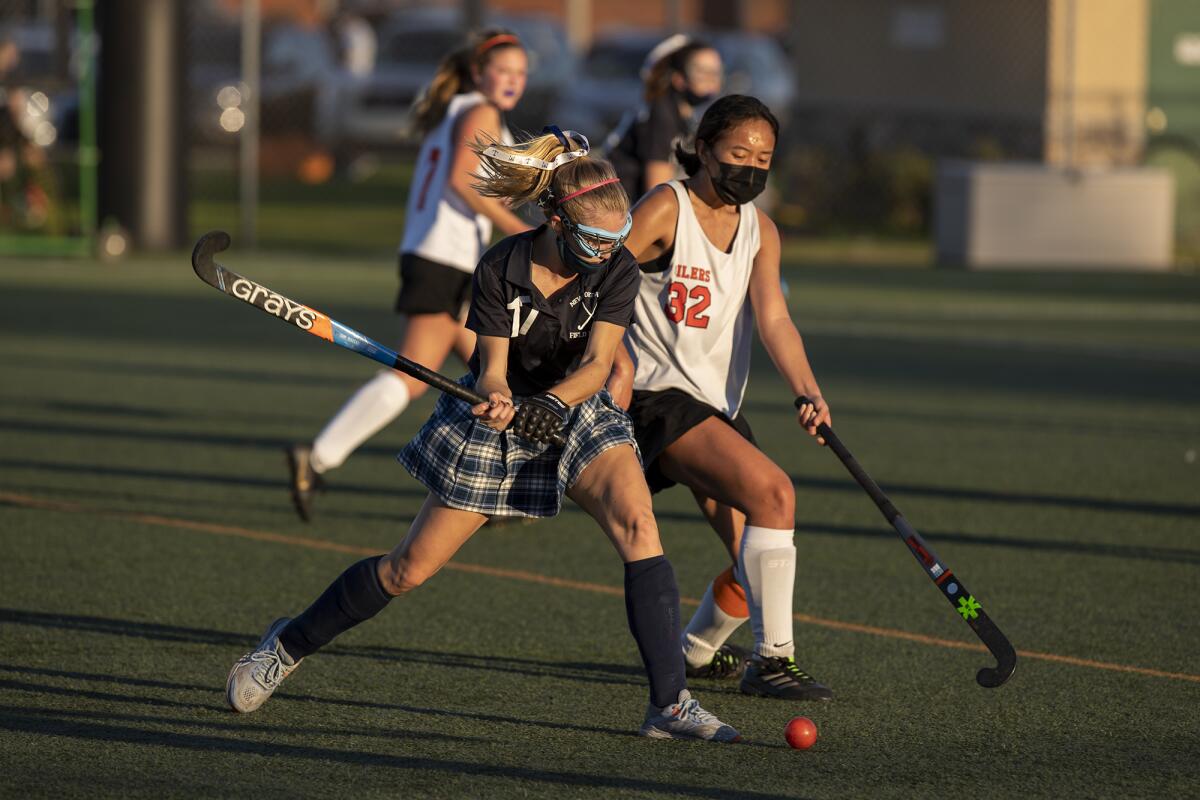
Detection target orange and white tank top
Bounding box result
[399,92,512,273]
[627,180,761,416]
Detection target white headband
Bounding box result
[481,130,591,171]
[641,33,691,80]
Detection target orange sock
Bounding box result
[712,565,750,619]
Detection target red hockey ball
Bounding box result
[785,716,818,750]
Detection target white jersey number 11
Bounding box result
[508,295,539,337]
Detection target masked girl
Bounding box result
[605,35,722,203]
[619,95,835,701]
[227,128,742,743]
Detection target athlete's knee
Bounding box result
[612,504,662,555]
[376,554,431,596]
[748,467,795,521]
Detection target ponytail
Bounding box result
[472,129,629,218]
[411,28,523,136]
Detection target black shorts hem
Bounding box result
[395,253,473,317]
[626,388,756,494]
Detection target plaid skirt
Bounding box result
[398,376,640,518]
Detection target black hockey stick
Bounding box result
[796,397,1016,688]
[192,230,564,446]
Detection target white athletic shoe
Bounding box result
[639,689,742,742]
[226,617,301,713]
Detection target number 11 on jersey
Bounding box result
[508,295,539,337]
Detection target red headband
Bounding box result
[557,177,621,207]
[476,34,521,57]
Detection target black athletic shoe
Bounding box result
[739,655,834,701]
[686,643,750,680]
[286,444,324,522]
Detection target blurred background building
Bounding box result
[0,0,1197,265]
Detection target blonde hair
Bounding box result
[471,131,629,220]
[411,28,523,136]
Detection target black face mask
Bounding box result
[709,161,769,206]
[678,86,714,107]
[556,235,610,276]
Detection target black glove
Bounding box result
[511,393,570,444]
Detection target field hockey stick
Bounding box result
[795,397,1017,688]
[192,230,564,446]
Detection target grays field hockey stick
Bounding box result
[192,230,564,446]
[796,397,1016,688]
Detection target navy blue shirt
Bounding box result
[606,93,688,203]
[466,226,640,396]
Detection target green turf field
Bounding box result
[1,251,1198,799]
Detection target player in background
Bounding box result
[286,29,532,521]
[225,129,742,743]
[614,95,835,701]
[604,35,722,204]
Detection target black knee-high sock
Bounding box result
[279,556,393,660]
[624,555,687,708]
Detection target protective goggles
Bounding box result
[561,211,633,260]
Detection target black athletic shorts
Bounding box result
[627,388,757,494]
[395,253,473,317]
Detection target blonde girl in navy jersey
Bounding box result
[286,29,532,521]
[226,128,742,743]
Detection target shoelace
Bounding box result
[673,697,719,725]
[778,658,817,684]
[247,649,287,689]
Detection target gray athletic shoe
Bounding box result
[226,617,301,713]
[639,689,742,742]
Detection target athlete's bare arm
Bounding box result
[448,104,530,236]
[606,339,635,409]
[546,321,627,407]
[624,184,680,264]
[747,209,831,441]
[472,333,516,429]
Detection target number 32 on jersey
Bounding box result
[664,281,711,328]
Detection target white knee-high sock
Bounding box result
[681,566,750,668]
[310,371,410,473]
[738,525,797,659]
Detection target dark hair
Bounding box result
[644,40,715,102]
[674,94,780,175]
[411,28,524,135]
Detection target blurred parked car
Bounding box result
[329,8,573,149]
[553,29,796,146]
[189,19,345,145]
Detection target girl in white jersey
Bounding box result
[616,95,835,701]
[286,29,532,521]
